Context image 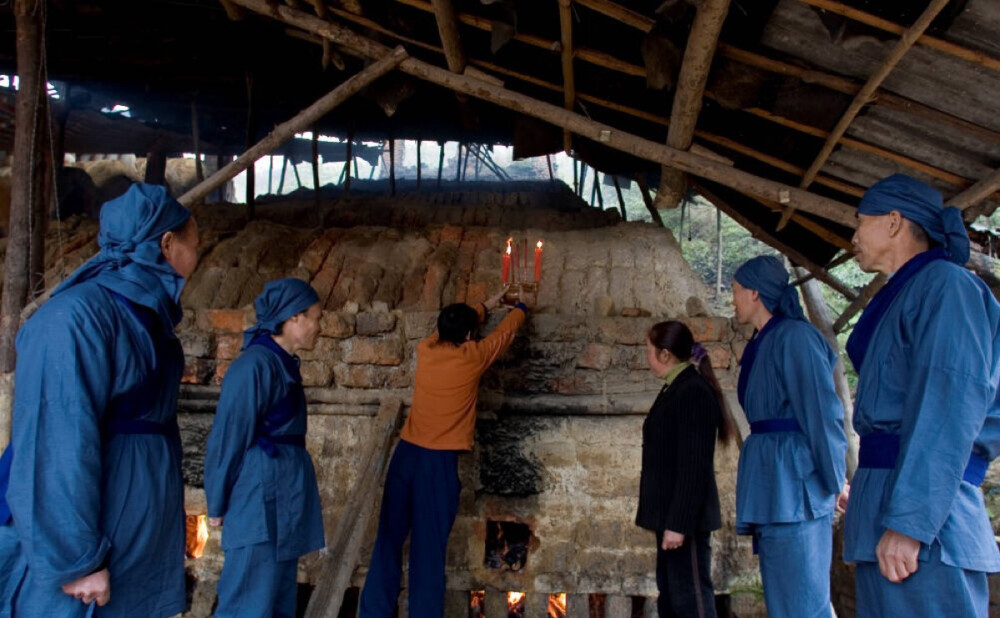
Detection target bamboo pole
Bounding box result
[558,0,575,153]
[178,47,407,206]
[693,180,858,300]
[779,0,951,229]
[225,0,860,229]
[430,0,466,73]
[659,0,730,208]
[304,399,404,618]
[794,0,1000,74]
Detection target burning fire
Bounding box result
[185,513,209,559]
[548,593,567,618]
[506,238,513,255]
[536,240,543,249]
[508,591,525,616]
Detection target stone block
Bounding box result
[403,311,438,340]
[300,361,334,387]
[320,312,355,338]
[681,317,729,343]
[597,318,649,345]
[333,364,412,389]
[576,343,613,370]
[346,336,405,366]
[179,331,211,358]
[214,333,243,361]
[198,309,249,333]
[619,549,655,573]
[575,520,625,548]
[213,360,231,385]
[182,358,215,385]
[706,343,731,369]
[296,337,342,363]
[356,311,397,335]
[439,224,464,246]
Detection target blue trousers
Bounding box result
[359,440,460,618]
[656,530,716,618]
[855,542,988,618]
[755,514,833,618]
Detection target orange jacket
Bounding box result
[400,304,526,451]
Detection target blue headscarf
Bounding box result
[733,256,806,321]
[858,173,970,265]
[53,183,192,327]
[243,278,320,348]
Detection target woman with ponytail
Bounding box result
[636,320,736,618]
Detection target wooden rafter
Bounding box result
[658,0,731,208]
[226,0,861,229]
[430,0,466,74]
[953,167,1000,221]
[558,0,575,153]
[794,0,1000,74]
[833,274,886,333]
[692,180,858,300]
[778,0,952,229]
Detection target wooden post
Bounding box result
[304,399,404,618]
[578,163,588,198]
[778,0,951,229]
[178,48,407,206]
[1,0,48,447]
[558,0,575,153]
[455,142,463,182]
[191,100,204,182]
[277,156,288,194]
[245,71,256,218]
[389,136,396,196]
[30,83,49,300]
[955,167,1000,221]
[593,170,604,208]
[267,154,274,194]
[572,157,578,195]
[635,173,664,227]
[546,154,555,184]
[312,128,322,224]
[415,139,422,190]
[658,0,730,208]
[344,131,354,196]
[612,175,627,221]
[795,267,859,478]
[716,207,723,297]
[144,149,167,185]
[833,274,886,334]
[225,0,862,229]
[437,141,445,187]
[430,0,466,73]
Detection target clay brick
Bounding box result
[681,317,729,343]
[215,333,243,361]
[199,309,249,333]
[576,343,613,370]
[355,312,397,335]
[320,312,355,338]
[300,361,334,387]
[346,336,405,366]
[181,358,214,385]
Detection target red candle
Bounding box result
[534,240,543,282]
[502,238,512,284]
[512,240,519,284]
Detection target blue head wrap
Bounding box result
[53,183,192,327]
[733,256,806,321]
[244,278,320,348]
[858,174,969,265]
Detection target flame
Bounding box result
[185,513,209,559]
[536,240,543,249]
[506,238,513,255]
[548,593,567,618]
[469,590,485,617]
[508,591,526,610]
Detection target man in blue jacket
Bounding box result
[844,174,1000,617]
[0,183,200,617]
[732,255,847,618]
[204,278,326,618]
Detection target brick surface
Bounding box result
[355,311,397,335]
[199,309,248,333]
[320,312,355,338]
[345,336,405,366]
[214,333,243,360]
[576,343,613,370]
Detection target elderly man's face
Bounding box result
[852,213,895,274]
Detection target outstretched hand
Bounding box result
[484,284,510,311]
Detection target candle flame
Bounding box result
[536,240,543,249]
[506,238,513,255]
[508,591,526,608]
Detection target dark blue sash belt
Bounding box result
[750,418,802,434]
[104,419,180,440]
[256,433,306,457]
[859,433,988,486]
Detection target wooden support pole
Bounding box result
[612,175,627,222]
[572,157,578,195]
[304,399,404,618]
[578,162,588,198]
[693,180,858,300]
[635,173,664,227]
[312,128,322,224]
[795,267,859,478]
[344,130,353,196]
[245,72,256,218]
[191,100,204,182]
[778,0,951,229]
[430,0,466,73]
[716,207,723,297]
[178,47,407,206]
[389,136,396,196]
[224,0,860,229]
[791,251,854,286]
[793,0,1000,74]
[144,149,167,185]
[455,142,463,182]
[277,155,288,194]
[658,0,730,208]
[268,154,274,194]
[437,141,445,187]
[415,139,421,189]
[593,169,604,208]
[558,0,575,153]
[833,274,886,334]
[546,154,555,183]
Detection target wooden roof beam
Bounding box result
[778,0,952,229]
[430,0,466,74]
[558,0,575,153]
[227,0,860,230]
[657,0,730,209]
[953,167,1000,221]
[794,0,1000,74]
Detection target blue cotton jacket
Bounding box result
[844,260,1000,572]
[735,318,847,534]
[204,341,325,561]
[2,281,186,618]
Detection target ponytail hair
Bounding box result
[647,320,738,446]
